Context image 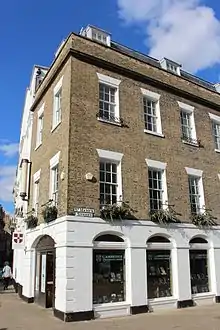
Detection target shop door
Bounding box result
[45,251,55,308]
[35,250,55,308]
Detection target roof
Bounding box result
[111,41,216,93]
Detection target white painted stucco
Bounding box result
[18,216,220,318]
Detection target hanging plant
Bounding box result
[191,208,217,227]
[42,205,58,223]
[26,215,38,229]
[100,201,136,222]
[150,205,181,224]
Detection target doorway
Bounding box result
[34,235,55,308]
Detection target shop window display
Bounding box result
[147,250,172,298]
[190,250,209,294]
[93,250,125,304]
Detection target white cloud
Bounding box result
[117,0,220,73]
[0,142,19,157]
[0,166,16,202]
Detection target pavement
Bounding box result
[1,289,220,330]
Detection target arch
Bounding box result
[94,234,124,242]
[189,236,208,244]
[93,231,126,243]
[147,234,171,243]
[31,234,55,249]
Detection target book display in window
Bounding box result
[147,251,172,298]
[190,250,209,294]
[93,250,125,304]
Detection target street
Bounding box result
[1,291,220,330]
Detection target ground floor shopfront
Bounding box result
[13,216,220,321]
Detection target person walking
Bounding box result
[2,261,12,290]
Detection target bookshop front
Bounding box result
[147,235,172,299]
[93,234,126,305]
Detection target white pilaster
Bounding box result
[209,247,220,296]
[130,248,147,306]
[172,248,192,301]
[22,250,34,298]
[55,246,68,312]
[65,246,93,313]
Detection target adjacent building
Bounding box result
[0,206,13,267]
[13,65,48,285]
[14,25,220,321]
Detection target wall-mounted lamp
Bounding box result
[20,159,32,201]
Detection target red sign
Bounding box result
[13,232,24,244]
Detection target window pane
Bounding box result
[100,171,105,182]
[99,161,118,207]
[188,176,200,214]
[147,250,172,298]
[93,250,125,304]
[99,84,116,121]
[190,250,209,294]
[148,169,163,211]
[144,98,157,132]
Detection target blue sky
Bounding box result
[1,0,220,213]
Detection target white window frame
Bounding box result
[35,103,44,149]
[52,76,63,131]
[141,88,163,137]
[178,101,198,146]
[209,112,220,152]
[49,151,60,205]
[97,149,123,206]
[185,167,205,214]
[33,169,41,215]
[145,159,168,210]
[96,73,121,126]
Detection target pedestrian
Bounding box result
[2,261,12,290]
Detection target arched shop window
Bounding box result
[147,235,172,299]
[93,233,126,305]
[189,236,209,294]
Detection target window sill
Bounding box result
[97,117,122,127]
[148,296,176,305]
[93,301,129,310]
[192,292,214,299]
[182,140,199,147]
[144,129,164,138]
[215,149,220,153]
[35,143,42,151]
[51,121,61,132]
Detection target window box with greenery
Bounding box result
[191,208,217,227]
[150,205,181,224]
[100,201,136,222]
[26,214,38,229]
[42,205,58,223]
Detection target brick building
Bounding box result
[14,25,220,321]
[0,206,13,267]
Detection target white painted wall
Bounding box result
[20,216,220,317]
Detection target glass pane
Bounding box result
[100,162,104,171]
[112,185,117,195]
[112,174,117,184]
[190,250,209,294]
[106,173,111,183]
[147,250,172,298]
[106,163,111,172]
[100,171,105,182]
[105,185,110,194]
[93,250,125,304]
